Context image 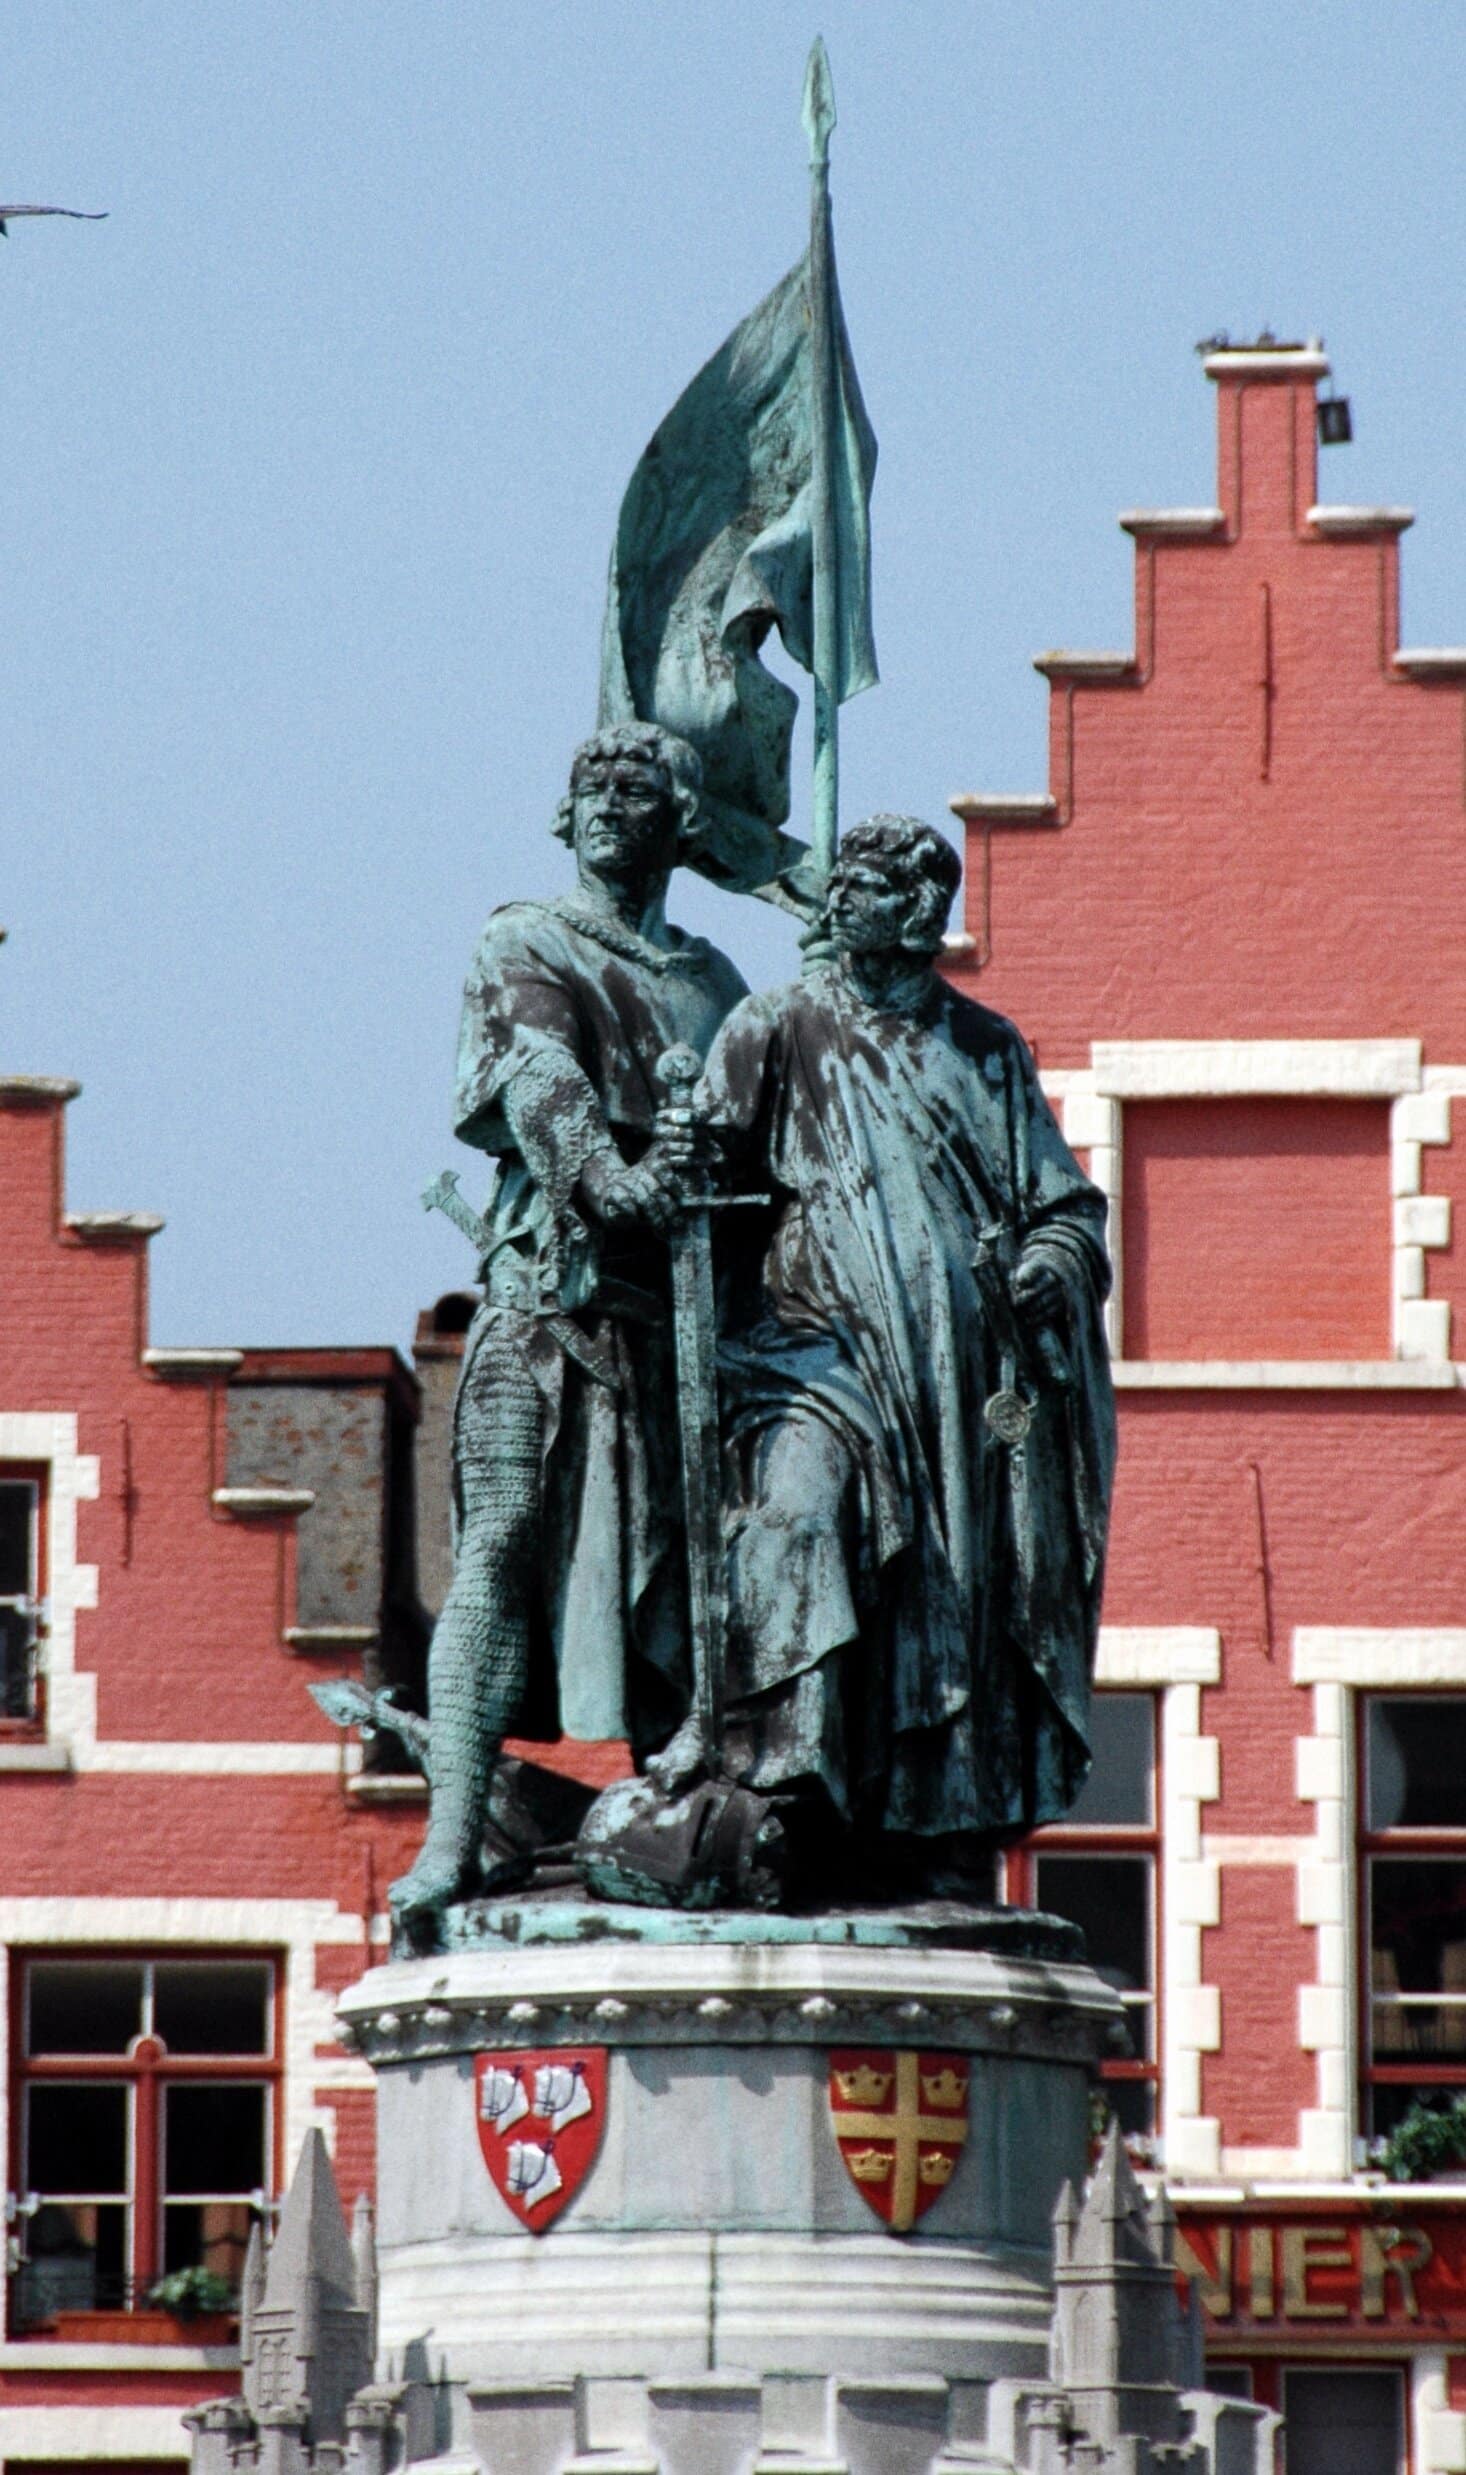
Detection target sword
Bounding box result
[421,1166,491,1256]
[422,1167,623,1393]
[655,1046,767,1770]
[973,1223,1073,1446]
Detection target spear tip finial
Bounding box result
[802,36,836,171]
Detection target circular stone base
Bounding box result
[337,1901,1123,2392]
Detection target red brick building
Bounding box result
[0,1074,432,2467]
[956,342,1466,2471]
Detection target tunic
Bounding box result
[452,892,746,1748]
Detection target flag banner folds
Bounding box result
[599,251,877,915]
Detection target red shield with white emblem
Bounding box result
[473,2048,608,2232]
[828,2048,970,2234]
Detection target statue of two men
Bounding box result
[392,724,1115,1937]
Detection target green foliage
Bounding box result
[146,2265,236,2318]
[1373,2095,1466,2185]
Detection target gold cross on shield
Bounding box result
[832,2050,969,2232]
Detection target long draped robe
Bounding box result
[700,964,1116,1840]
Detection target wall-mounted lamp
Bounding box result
[1317,394,1352,446]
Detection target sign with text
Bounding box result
[1176,2209,1466,2343]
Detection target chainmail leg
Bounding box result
[393,1332,546,1919]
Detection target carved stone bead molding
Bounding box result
[335,1943,1123,2069]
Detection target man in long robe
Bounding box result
[390,723,746,1937]
[698,816,1115,1892]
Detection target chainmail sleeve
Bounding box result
[497,1042,616,1219]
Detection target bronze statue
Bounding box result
[389,722,745,1939]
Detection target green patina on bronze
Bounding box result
[310,51,1117,1953]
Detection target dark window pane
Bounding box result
[1034,1853,1150,1994]
[154,1963,270,2056]
[1204,2366,1252,2399]
[162,2198,253,2290]
[0,1481,35,1598]
[1371,1997,1466,2059]
[27,1961,144,2055]
[164,2084,265,2196]
[26,2085,128,2194]
[1370,1859,1466,2013]
[1283,2367,1401,2475]
[0,1604,38,1718]
[13,2200,127,2325]
[1369,1697,1466,1830]
[1101,2076,1155,2137]
[1066,1693,1155,1825]
[1368,2081,1466,2140]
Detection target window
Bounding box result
[1003,1692,1159,2140]
[0,1471,44,1726]
[1363,1693,1466,2139]
[12,1956,278,2331]
[1282,2367,1403,2475]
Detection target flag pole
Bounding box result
[803,37,840,892]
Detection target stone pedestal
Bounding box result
[336,1898,1124,2422]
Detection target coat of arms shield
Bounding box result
[473,2048,608,2232]
[828,2047,970,2234]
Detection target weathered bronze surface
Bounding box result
[387,723,746,1944]
[328,52,1116,1953]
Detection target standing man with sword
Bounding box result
[391,723,746,1945]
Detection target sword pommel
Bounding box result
[656,1044,703,1103]
[421,1168,460,1215]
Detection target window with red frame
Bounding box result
[1003,1691,1158,2141]
[1363,1694,1466,2142]
[0,1470,45,1727]
[12,1956,278,2330]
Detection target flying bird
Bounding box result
[0,205,107,238]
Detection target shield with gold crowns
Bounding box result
[828,2049,970,2233]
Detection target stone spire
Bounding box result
[1048,2121,1191,2449]
[241,2127,374,2448]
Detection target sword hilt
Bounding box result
[422,1167,492,1255]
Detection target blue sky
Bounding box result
[6,3,1463,1347]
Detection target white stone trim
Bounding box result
[143,1347,244,1377]
[63,1211,165,1239]
[1076,1042,1451,1367]
[78,1739,360,1774]
[947,793,1059,827]
[1306,505,1414,536]
[1118,507,1225,536]
[1293,1674,1357,2179]
[1057,1072,1122,1352]
[1294,1629,1466,1686]
[0,2404,190,2455]
[0,2340,234,2370]
[1095,1627,1220,1686]
[1416,2354,1461,2475]
[1091,1037,1420,1098]
[1396,648,1466,677]
[1203,348,1329,380]
[0,1413,101,1757]
[212,1485,315,1517]
[1391,1079,1455,1362]
[0,1076,80,1105]
[1159,1678,1223,2179]
[1112,1360,1458,1389]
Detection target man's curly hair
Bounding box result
[553,722,703,851]
[830,814,962,952]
